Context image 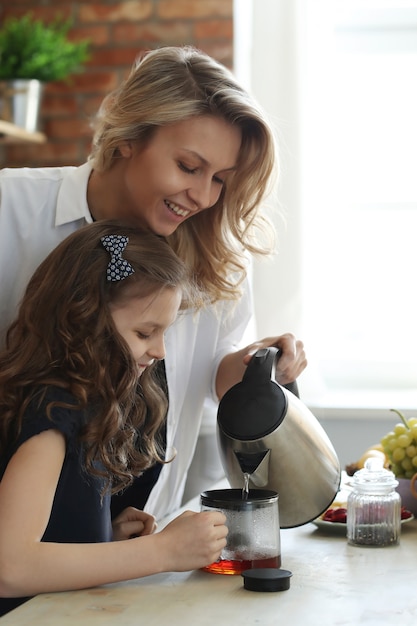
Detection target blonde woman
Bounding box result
[0,46,306,521]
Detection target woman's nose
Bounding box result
[187,178,219,210]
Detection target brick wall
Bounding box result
[0,0,234,168]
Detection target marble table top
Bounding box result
[1,482,415,626]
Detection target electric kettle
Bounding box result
[217,347,341,528]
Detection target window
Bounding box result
[235,0,417,411]
[301,1,417,407]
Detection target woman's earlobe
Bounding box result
[119,141,133,158]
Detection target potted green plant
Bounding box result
[0,13,90,133]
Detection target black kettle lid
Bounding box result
[217,347,287,440]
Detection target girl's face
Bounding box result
[109,286,182,377]
[116,115,242,236]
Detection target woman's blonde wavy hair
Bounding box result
[89,46,278,303]
[0,221,200,494]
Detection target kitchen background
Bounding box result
[1,0,416,472]
[0,0,234,168]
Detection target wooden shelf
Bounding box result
[0,119,46,144]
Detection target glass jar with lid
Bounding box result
[347,457,401,547]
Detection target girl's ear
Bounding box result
[118,141,133,158]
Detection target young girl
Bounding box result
[0,221,227,616]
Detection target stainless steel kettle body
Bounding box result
[217,347,341,528]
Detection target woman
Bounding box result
[0,46,306,520]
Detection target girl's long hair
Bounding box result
[90,45,278,303]
[0,221,200,493]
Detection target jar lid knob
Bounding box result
[364,457,384,472]
[353,455,398,492]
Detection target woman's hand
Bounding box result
[112,506,157,541]
[216,332,307,399]
[242,333,307,386]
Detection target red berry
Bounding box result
[322,507,347,523]
[401,506,412,520]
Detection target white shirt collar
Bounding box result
[55,161,94,227]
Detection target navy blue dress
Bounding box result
[0,387,112,616]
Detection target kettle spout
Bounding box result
[234,449,271,488]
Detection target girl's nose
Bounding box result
[148,336,166,361]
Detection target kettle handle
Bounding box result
[243,346,300,398]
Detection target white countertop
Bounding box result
[1,483,416,626]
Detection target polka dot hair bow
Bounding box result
[100,234,135,282]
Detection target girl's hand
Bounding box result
[112,507,157,541]
[155,510,228,572]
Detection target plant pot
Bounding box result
[0,79,44,133]
[396,474,417,517]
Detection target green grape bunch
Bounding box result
[381,409,417,478]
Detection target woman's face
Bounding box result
[110,286,182,377]
[116,115,242,236]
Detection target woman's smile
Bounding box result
[164,199,190,219]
